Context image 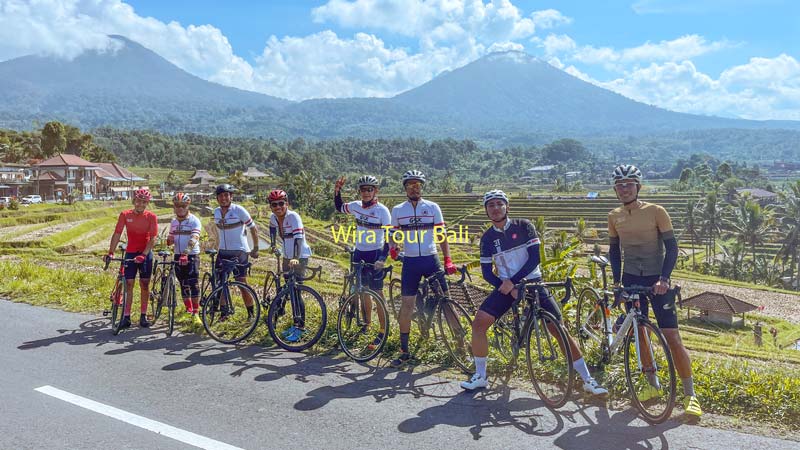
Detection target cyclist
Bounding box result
[212,183,259,320]
[608,164,702,417]
[267,189,312,342]
[105,188,158,330]
[388,170,458,368]
[166,192,202,326]
[460,190,607,395]
[334,175,391,349]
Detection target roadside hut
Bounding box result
[681,291,759,326]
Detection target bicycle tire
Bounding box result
[524,310,574,409]
[262,271,278,306]
[437,299,474,374]
[109,278,124,331]
[337,290,390,362]
[200,272,212,300]
[575,287,607,370]
[150,265,164,321]
[489,314,517,367]
[166,275,177,336]
[387,278,402,319]
[267,284,327,352]
[201,281,261,344]
[112,279,129,336]
[623,318,677,425]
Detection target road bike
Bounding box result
[199,249,260,344]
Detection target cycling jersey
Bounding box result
[269,210,312,259]
[114,209,158,253]
[335,193,391,253]
[213,203,255,252]
[608,202,674,277]
[169,214,202,255]
[479,218,541,284]
[390,198,445,257]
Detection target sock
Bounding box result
[191,298,200,313]
[572,357,592,383]
[475,356,487,379]
[400,333,410,353]
[183,298,192,313]
[682,377,695,397]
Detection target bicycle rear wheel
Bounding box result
[112,280,128,336]
[575,287,607,370]
[200,272,212,300]
[109,278,124,331]
[262,271,278,305]
[623,319,676,425]
[437,299,474,374]
[387,278,402,319]
[524,310,574,409]
[267,285,327,352]
[201,281,261,344]
[489,314,517,368]
[150,265,164,321]
[166,276,177,336]
[337,290,390,362]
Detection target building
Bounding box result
[183,169,218,193]
[736,188,778,205]
[95,162,147,200]
[31,154,100,201]
[0,163,32,197]
[681,291,759,326]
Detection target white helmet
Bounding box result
[483,190,509,206]
[357,175,379,187]
[401,170,426,186]
[612,164,642,183]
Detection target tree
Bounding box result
[776,181,800,287]
[723,197,775,283]
[540,139,589,164]
[41,121,67,157]
[700,192,723,265]
[685,199,700,271]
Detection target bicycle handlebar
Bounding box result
[515,277,573,305]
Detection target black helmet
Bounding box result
[215,184,236,195]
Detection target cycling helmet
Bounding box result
[401,170,426,186]
[133,188,151,201]
[483,189,509,206]
[172,192,191,205]
[214,184,236,195]
[612,164,642,183]
[357,175,379,188]
[268,189,288,202]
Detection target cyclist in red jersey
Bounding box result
[105,189,159,330]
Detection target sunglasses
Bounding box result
[360,187,375,192]
[615,182,638,189]
[270,201,286,207]
[405,181,422,187]
[174,204,189,208]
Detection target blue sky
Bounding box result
[1,0,799,120]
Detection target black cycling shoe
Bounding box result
[118,316,132,330]
[390,352,413,368]
[139,314,151,328]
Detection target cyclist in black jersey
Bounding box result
[460,190,607,396]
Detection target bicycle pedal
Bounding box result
[102,310,109,316]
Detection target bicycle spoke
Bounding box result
[337,291,389,362]
[525,312,573,409]
[623,319,677,424]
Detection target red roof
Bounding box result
[95,162,140,179]
[681,291,759,314]
[36,154,98,168]
[30,170,65,182]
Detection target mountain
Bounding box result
[1,37,799,145]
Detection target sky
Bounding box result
[1,0,799,120]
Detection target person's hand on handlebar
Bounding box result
[374,259,385,271]
[288,258,299,268]
[443,256,457,275]
[498,279,515,295]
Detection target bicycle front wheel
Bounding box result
[166,276,177,337]
[575,287,606,370]
[201,281,261,344]
[623,319,677,425]
[524,310,574,409]
[437,299,474,374]
[489,314,517,368]
[262,271,278,305]
[337,290,390,362]
[150,265,164,321]
[267,285,327,352]
[109,278,124,331]
[387,278,402,319]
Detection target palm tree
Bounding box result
[776,181,800,287]
[684,198,701,271]
[722,197,775,283]
[700,192,723,265]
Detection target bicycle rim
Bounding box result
[262,271,278,305]
[109,280,123,330]
[201,281,260,344]
[576,288,606,370]
[337,291,389,362]
[167,279,176,336]
[387,278,402,319]
[623,319,677,424]
[150,266,163,321]
[489,315,517,368]
[112,282,128,335]
[437,300,474,374]
[525,311,574,409]
[267,285,327,352]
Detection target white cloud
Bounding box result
[532,34,577,56]
[568,34,730,68]
[530,9,572,29]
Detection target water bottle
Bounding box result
[612,314,626,333]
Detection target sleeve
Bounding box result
[662,237,678,279]
[655,206,675,239]
[479,234,502,289]
[335,191,347,213]
[509,221,541,284]
[608,211,619,238]
[168,220,177,239]
[114,212,126,234]
[148,213,158,238]
[609,236,622,284]
[391,206,399,228]
[433,203,445,228]
[237,205,255,228]
[268,214,277,245]
[291,214,305,237]
[190,216,202,238]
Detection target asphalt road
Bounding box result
[0,300,795,450]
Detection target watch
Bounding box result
[658,276,671,285]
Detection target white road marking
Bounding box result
[34,385,245,450]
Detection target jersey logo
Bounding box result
[422,209,429,215]
[408,217,423,224]
[512,233,517,239]
[493,238,502,253]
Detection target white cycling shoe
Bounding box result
[460,373,489,391]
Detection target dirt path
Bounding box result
[6,220,90,243]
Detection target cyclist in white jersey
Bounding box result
[166,192,203,326]
[268,189,313,342]
[388,170,457,367]
[334,175,391,349]
[212,184,259,320]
